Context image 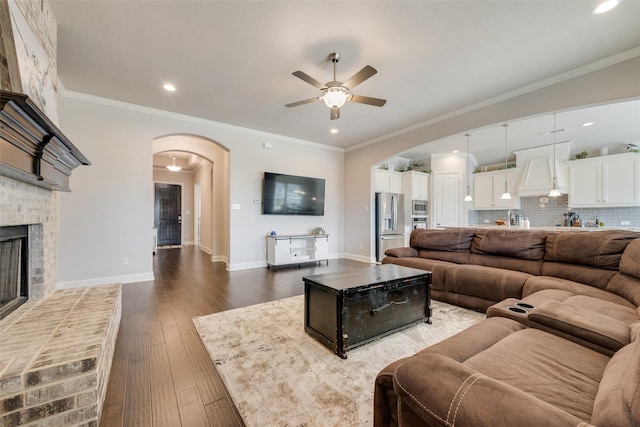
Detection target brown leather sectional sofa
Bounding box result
[375,228,640,427]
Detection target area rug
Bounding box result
[193,295,485,427]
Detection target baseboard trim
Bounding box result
[212,255,228,264]
[57,272,155,289]
[341,253,377,264]
[227,260,266,271]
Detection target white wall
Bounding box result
[344,55,640,261]
[57,93,344,286]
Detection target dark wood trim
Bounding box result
[0,90,90,191]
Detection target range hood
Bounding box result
[514,141,571,197]
[0,90,90,191]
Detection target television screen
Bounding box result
[263,172,325,216]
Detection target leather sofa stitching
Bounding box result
[446,373,479,423]
[394,373,451,426]
[450,373,483,426]
[595,239,610,268]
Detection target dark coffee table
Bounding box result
[303,264,432,358]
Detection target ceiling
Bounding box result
[49,1,640,165]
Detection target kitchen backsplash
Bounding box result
[469,195,640,228]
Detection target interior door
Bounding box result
[155,183,182,246]
[434,173,460,228]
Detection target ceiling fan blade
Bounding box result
[350,94,387,107]
[292,71,325,90]
[342,65,377,89]
[330,107,340,120]
[285,97,320,108]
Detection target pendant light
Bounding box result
[167,156,182,172]
[500,124,511,200]
[464,133,473,202]
[548,113,561,197]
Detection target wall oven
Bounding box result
[412,217,428,230]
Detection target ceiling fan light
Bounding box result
[322,87,348,109]
[593,0,619,14]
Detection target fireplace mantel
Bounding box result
[0,90,90,191]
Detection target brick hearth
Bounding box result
[0,284,121,426]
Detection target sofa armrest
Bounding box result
[393,354,591,426]
[384,247,418,258]
[529,301,631,352]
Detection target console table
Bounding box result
[266,234,329,268]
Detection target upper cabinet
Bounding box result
[373,169,402,193]
[473,169,521,210]
[401,171,429,200]
[568,153,640,207]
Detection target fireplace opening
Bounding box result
[0,225,29,320]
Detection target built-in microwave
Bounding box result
[412,200,428,216]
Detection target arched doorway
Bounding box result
[152,134,230,264]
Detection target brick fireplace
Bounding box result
[0,176,55,302]
[0,91,120,426]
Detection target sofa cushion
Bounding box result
[544,230,639,270]
[464,328,610,422]
[417,249,470,264]
[592,339,640,426]
[540,261,616,289]
[393,327,608,425]
[384,246,417,258]
[471,229,547,260]
[528,296,637,352]
[381,256,450,299]
[523,276,635,307]
[469,253,543,275]
[409,228,476,252]
[374,317,524,427]
[620,239,640,279]
[445,264,531,302]
[607,273,640,307]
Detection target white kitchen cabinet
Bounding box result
[569,153,640,207]
[267,234,329,268]
[402,170,429,200]
[472,169,521,210]
[373,169,402,193]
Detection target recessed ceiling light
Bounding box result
[163,83,176,92]
[593,0,620,14]
[582,122,595,127]
[452,150,459,154]
[330,129,339,134]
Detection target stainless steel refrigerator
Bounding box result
[375,192,405,262]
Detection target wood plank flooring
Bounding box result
[99,246,369,427]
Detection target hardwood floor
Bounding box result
[99,246,369,427]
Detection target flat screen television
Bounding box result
[263,172,325,216]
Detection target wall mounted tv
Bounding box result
[263,172,325,216]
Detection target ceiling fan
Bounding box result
[285,52,387,120]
